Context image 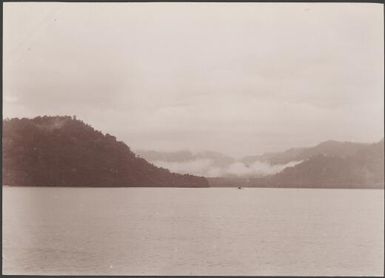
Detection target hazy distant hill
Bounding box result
[2,116,208,187]
[209,139,384,189]
[136,139,384,188]
[284,139,382,187]
[262,139,383,189]
[135,149,236,177]
[242,140,370,165]
[136,149,235,168]
[136,150,196,162]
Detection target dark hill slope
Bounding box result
[2,116,208,187]
[266,139,384,188]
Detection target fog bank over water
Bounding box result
[151,158,303,177]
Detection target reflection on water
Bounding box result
[2,187,384,275]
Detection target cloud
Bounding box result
[150,158,303,177]
[4,95,19,103]
[227,160,303,176]
[3,3,383,156]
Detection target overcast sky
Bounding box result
[3,3,384,157]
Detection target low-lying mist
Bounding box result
[151,158,303,178]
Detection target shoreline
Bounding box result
[2,185,384,190]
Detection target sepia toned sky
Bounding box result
[3,3,384,157]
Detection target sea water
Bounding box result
[2,186,384,275]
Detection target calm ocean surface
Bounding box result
[2,186,384,275]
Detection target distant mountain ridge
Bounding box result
[242,140,371,165]
[266,139,384,188]
[209,139,384,189]
[135,150,235,168]
[137,139,384,187]
[2,116,208,187]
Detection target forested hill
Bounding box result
[265,139,384,189]
[209,139,384,189]
[2,116,208,187]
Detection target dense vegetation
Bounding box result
[267,139,384,188]
[2,116,208,187]
[209,140,384,189]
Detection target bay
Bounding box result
[2,186,384,275]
